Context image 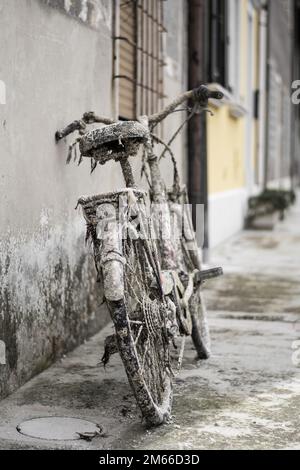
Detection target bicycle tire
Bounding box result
[170,195,211,359]
[107,297,172,426]
[108,235,173,426]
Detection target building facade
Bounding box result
[196,0,299,249]
[266,0,293,188]
[204,0,268,247]
[292,0,300,186]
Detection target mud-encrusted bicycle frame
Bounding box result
[55,85,223,425]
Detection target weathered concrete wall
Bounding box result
[40,0,112,29]
[0,0,116,398]
[0,0,188,398]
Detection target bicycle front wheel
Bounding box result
[108,236,173,426]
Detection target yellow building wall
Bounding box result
[207,109,245,194]
[207,0,260,195]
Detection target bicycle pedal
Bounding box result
[194,267,223,284]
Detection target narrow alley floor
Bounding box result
[0,202,300,450]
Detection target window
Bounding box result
[208,0,241,96]
[208,0,228,88]
[114,0,166,120]
[227,0,241,97]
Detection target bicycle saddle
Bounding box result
[79,120,149,164]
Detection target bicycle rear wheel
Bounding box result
[170,193,211,359]
[190,287,211,359]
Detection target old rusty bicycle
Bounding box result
[55,85,223,425]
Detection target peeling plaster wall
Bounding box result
[0,0,115,398]
[41,0,112,30]
[0,214,107,397]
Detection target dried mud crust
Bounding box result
[79,121,149,164]
[107,298,173,426]
[77,188,147,207]
[78,190,173,425]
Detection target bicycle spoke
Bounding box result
[134,325,144,346]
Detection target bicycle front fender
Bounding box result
[98,215,126,302]
[102,257,125,301]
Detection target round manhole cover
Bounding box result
[17,417,100,441]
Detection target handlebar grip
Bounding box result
[207,89,224,100]
[55,114,115,142]
[55,120,86,142]
[193,85,224,105]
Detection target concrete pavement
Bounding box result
[0,201,299,450]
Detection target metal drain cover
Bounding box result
[17,417,99,441]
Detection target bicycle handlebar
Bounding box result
[148,85,223,125]
[55,85,223,142]
[55,112,115,142]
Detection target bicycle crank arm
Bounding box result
[101,334,118,367]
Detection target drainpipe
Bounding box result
[263,0,270,190]
[188,0,209,259]
[290,0,298,190]
[258,6,268,189]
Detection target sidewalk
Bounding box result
[0,202,299,450]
